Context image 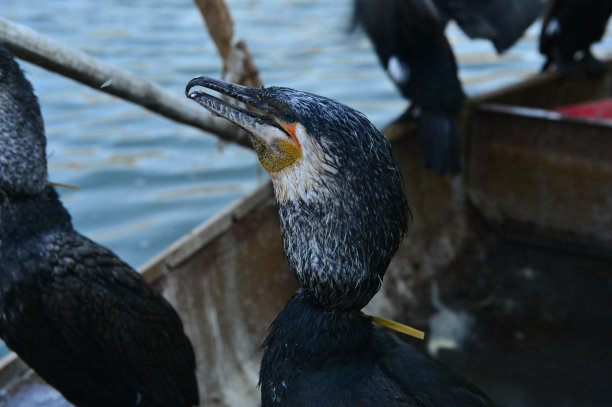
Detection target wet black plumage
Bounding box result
[540,0,612,77]
[186,76,497,406]
[0,44,198,407]
[353,0,463,174]
[260,290,495,406]
[352,0,542,174]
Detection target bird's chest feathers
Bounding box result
[270,163,332,204]
[269,128,339,205]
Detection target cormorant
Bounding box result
[0,44,199,407]
[186,76,497,406]
[540,0,612,77]
[352,0,542,174]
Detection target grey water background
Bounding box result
[1,0,612,359]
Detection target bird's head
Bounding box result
[186,76,409,309]
[0,44,47,196]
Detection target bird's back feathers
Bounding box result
[0,187,199,407]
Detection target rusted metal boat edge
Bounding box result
[470,59,612,108]
[469,69,560,105]
[475,102,612,127]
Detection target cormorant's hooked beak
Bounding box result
[185,76,285,137]
[186,76,302,173]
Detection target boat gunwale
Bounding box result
[474,102,612,128]
[138,179,274,283]
[0,353,29,389]
[468,70,560,105]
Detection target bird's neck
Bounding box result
[264,289,373,355]
[271,139,408,309]
[0,115,48,196]
[0,186,72,244]
[277,195,392,309]
[260,290,376,402]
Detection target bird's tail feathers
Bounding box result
[419,113,460,175]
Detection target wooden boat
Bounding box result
[465,63,612,256]
[1,64,612,407]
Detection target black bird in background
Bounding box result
[0,44,199,407]
[540,0,612,77]
[186,76,497,406]
[352,0,543,174]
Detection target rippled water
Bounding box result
[1,0,612,358]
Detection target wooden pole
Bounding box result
[193,0,262,88]
[0,17,252,149]
[194,0,235,67]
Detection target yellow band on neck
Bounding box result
[367,315,425,340]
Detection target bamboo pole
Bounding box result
[193,0,262,88]
[0,17,252,149]
[194,0,235,67]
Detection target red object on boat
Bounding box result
[553,98,612,119]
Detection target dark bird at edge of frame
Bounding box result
[0,43,199,407]
[351,0,543,175]
[186,75,498,407]
[540,0,612,77]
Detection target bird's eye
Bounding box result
[281,108,296,123]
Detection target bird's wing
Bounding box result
[439,0,545,53]
[353,0,444,41]
[287,359,485,407]
[352,0,461,89]
[40,230,198,405]
[286,366,417,406]
[377,332,498,407]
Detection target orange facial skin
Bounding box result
[281,121,300,149]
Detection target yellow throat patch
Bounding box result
[250,122,302,173]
